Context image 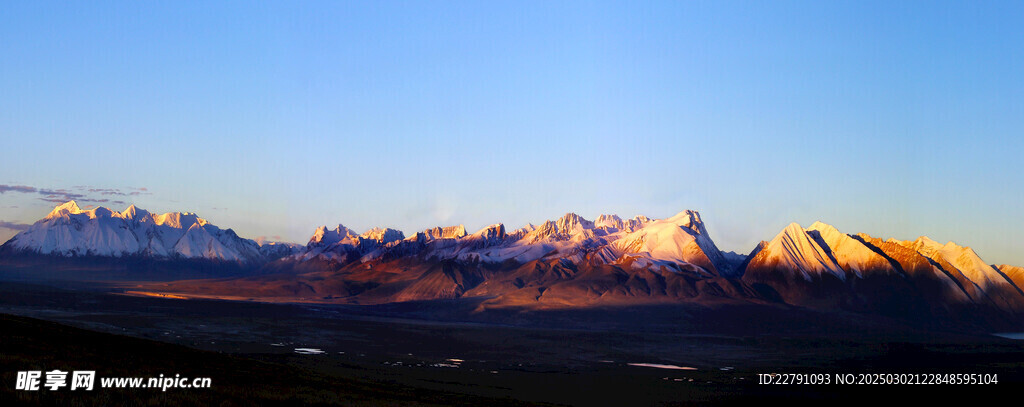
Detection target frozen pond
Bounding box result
[627,363,696,370]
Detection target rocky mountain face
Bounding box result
[283,209,733,276]
[4,201,1023,329]
[742,221,1024,327]
[0,201,289,263]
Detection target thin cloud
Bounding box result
[0,184,150,205]
[88,188,124,195]
[40,197,75,203]
[0,220,31,231]
[86,187,152,197]
[40,189,86,201]
[0,185,37,194]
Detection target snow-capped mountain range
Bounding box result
[289,209,736,277]
[3,201,1023,325]
[741,221,1024,318]
[0,201,292,263]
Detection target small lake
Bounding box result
[627,363,697,370]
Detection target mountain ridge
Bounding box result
[1,201,288,263]
[3,201,1023,330]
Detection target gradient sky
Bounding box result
[1,1,1022,265]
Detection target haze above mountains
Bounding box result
[2,201,1022,330]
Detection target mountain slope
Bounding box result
[6,202,1024,330]
[1,201,269,263]
[170,210,759,308]
[897,238,1024,313]
[288,210,733,277]
[743,223,845,283]
[805,222,895,277]
[741,221,1024,325]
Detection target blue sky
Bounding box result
[1,1,1022,265]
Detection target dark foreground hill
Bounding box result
[3,284,1024,406]
[0,313,548,407]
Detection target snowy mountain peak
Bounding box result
[360,227,405,244]
[805,222,892,277]
[90,206,114,219]
[310,226,329,245]
[595,214,623,229]
[120,204,150,220]
[941,240,969,251]
[665,209,699,224]
[555,213,595,234]
[6,202,268,263]
[807,221,837,233]
[520,213,596,243]
[806,222,846,245]
[746,222,846,281]
[665,210,709,236]
[152,212,207,229]
[285,209,735,275]
[309,224,358,246]
[605,210,733,276]
[899,236,1014,292]
[781,222,807,238]
[907,236,943,251]
[419,225,467,240]
[45,200,82,219]
[591,214,653,232]
[470,223,506,241]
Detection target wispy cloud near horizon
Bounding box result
[0,185,38,194]
[0,220,32,231]
[0,184,147,206]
